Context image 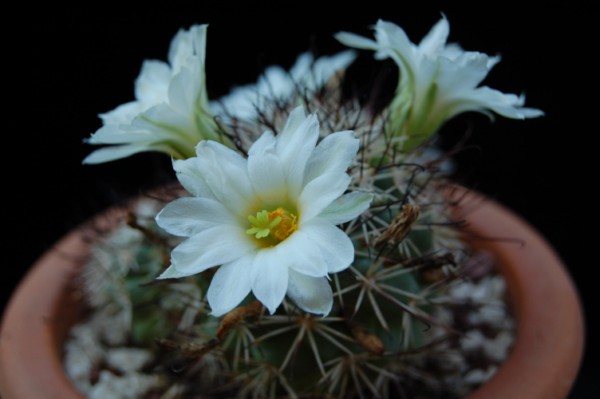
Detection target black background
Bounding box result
[3,1,596,396]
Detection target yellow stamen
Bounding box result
[247,207,298,243]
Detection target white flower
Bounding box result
[336,17,543,150]
[155,106,372,316]
[84,24,226,164]
[211,51,356,121]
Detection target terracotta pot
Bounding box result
[0,190,584,399]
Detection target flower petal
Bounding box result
[418,16,449,56]
[318,191,373,225]
[247,132,287,199]
[207,255,254,316]
[453,87,544,119]
[373,19,415,66]
[251,248,289,314]
[99,101,145,126]
[302,219,355,273]
[134,60,171,106]
[299,172,350,222]
[437,52,499,94]
[335,32,380,51]
[275,230,328,277]
[287,269,333,316]
[211,52,355,122]
[156,197,239,237]
[161,225,254,278]
[83,143,157,164]
[136,104,194,138]
[86,124,153,145]
[167,67,196,117]
[168,24,207,74]
[123,104,199,159]
[157,264,196,279]
[194,141,255,215]
[276,107,320,197]
[259,66,293,99]
[172,157,214,198]
[290,51,357,91]
[310,50,356,86]
[304,130,358,185]
[210,84,261,120]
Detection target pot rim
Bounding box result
[0,188,585,398]
[452,187,584,399]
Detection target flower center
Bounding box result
[246,207,298,244]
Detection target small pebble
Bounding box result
[105,347,154,373]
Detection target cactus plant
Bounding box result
[68,17,541,398]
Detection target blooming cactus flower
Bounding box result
[155,106,373,316]
[211,50,356,120]
[336,17,543,151]
[84,24,226,164]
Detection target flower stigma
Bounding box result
[247,208,298,244]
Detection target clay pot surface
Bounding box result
[452,188,584,399]
[0,191,584,398]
